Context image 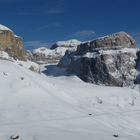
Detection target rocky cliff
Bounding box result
[0,24,25,60]
[59,32,137,87]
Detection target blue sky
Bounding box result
[0,0,140,50]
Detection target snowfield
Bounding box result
[0,60,140,140]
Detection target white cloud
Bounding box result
[35,23,63,31]
[71,30,96,40]
[47,8,64,14]
[73,30,95,36]
[17,12,33,16]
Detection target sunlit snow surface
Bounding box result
[0,60,140,140]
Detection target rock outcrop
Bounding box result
[33,39,81,64]
[0,24,25,60]
[59,32,137,87]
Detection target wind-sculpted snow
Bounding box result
[0,59,140,140]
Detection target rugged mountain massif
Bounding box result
[33,39,81,64]
[0,24,25,60]
[1,25,140,140]
[59,32,138,87]
[0,24,139,87]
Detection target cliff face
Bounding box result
[59,32,137,87]
[0,24,25,60]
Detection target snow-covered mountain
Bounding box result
[1,59,140,140]
[32,39,81,64]
[33,46,68,57]
[32,47,68,64]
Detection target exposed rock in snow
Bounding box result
[59,32,137,87]
[10,134,19,140]
[33,39,81,64]
[16,60,40,73]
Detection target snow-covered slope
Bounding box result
[33,47,68,57]
[0,59,140,140]
[0,51,40,73]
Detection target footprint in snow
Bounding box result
[3,72,8,76]
[20,77,24,80]
[113,134,119,138]
[96,97,103,104]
